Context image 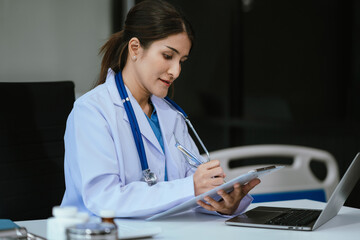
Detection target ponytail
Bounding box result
[96,31,128,86]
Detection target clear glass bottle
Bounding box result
[66,223,117,240]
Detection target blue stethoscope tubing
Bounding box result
[163,97,210,161]
[115,72,156,185]
[115,71,210,186]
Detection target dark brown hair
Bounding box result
[96,0,194,86]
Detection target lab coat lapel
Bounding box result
[151,96,177,145]
[106,69,164,155]
[130,96,164,154]
[122,88,163,155]
[152,96,182,180]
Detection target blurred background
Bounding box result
[1,0,359,208]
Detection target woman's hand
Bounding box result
[196,178,261,215]
[193,160,226,196]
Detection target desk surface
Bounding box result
[16,200,360,240]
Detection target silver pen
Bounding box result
[174,136,226,183]
[175,143,204,168]
[174,136,205,168]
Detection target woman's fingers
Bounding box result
[193,160,226,196]
[197,179,261,215]
[241,178,261,196]
[202,159,220,170]
[217,184,239,203]
[197,200,216,212]
[198,160,224,178]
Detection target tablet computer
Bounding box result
[146,165,283,221]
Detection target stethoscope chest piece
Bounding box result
[142,169,158,186]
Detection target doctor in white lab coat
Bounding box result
[61,0,260,218]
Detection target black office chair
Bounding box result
[0,81,75,221]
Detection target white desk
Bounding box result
[16,200,360,240]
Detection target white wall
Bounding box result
[0,0,112,97]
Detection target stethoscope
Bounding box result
[115,71,210,186]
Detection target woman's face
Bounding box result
[133,32,192,98]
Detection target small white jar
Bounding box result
[47,206,89,240]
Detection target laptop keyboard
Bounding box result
[265,209,321,226]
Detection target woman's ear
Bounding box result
[128,37,141,60]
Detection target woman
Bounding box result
[61,0,260,218]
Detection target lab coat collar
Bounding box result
[106,68,123,107]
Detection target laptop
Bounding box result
[225,152,360,231]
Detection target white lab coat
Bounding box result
[61,69,252,218]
